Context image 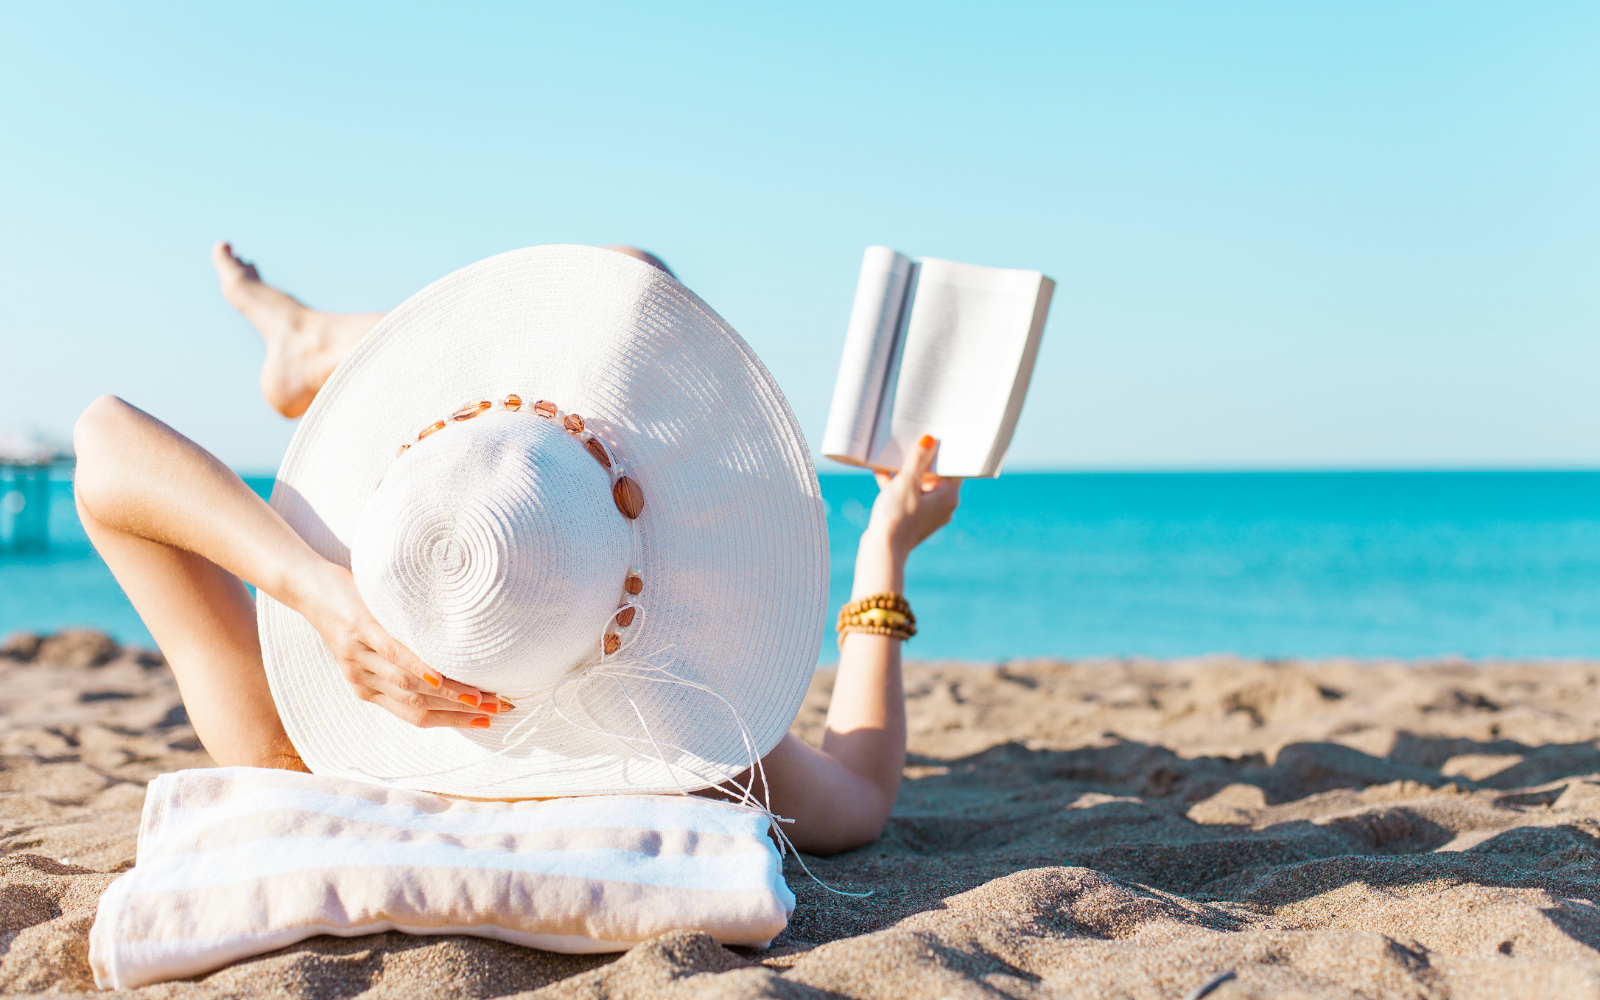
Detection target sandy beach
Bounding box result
[4,631,1600,998]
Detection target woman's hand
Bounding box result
[849,435,961,598]
[865,434,962,560]
[290,560,503,729]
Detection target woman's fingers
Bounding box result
[345,661,500,730]
[357,650,510,717]
[340,625,511,728]
[885,434,939,489]
[358,677,472,718]
[356,620,490,709]
[899,436,957,503]
[349,648,479,713]
[906,434,940,481]
[303,566,507,729]
[896,435,951,497]
[364,691,494,729]
[928,474,962,508]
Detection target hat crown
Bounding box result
[350,412,631,693]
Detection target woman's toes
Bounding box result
[211,240,241,279]
[212,241,262,298]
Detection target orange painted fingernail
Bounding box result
[458,693,479,707]
[423,674,441,689]
[920,434,936,448]
[469,717,491,729]
[482,700,499,714]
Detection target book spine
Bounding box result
[866,261,919,470]
[821,247,913,462]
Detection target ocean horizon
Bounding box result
[5,469,1600,663]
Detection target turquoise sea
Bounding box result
[5,471,1600,662]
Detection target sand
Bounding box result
[4,631,1600,998]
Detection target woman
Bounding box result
[72,243,959,857]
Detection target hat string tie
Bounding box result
[542,653,871,898]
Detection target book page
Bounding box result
[981,275,1054,475]
[873,258,1047,477]
[820,247,913,463]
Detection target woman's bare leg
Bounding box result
[73,396,499,768]
[76,491,302,768]
[213,242,675,419]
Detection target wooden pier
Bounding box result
[0,444,71,553]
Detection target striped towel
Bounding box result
[88,767,794,990]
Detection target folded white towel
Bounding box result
[88,767,793,990]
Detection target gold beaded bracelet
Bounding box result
[838,594,914,618]
[837,592,917,645]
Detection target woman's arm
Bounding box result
[740,434,960,855]
[72,396,499,729]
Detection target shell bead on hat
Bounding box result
[615,606,636,627]
[603,633,622,655]
[563,413,585,433]
[624,572,644,596]
[503,394,522,412]
[418,420,446,440]
[613,476,645,519]
[585,438,612,469]
[452,400,491,421]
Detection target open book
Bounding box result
[821,246,1055,478]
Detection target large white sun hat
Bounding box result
[258,245,828,798]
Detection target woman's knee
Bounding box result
[74,394,136,454]
[72,395,139,505]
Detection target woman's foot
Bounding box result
[212,242,383,418]
[213,243,667,419]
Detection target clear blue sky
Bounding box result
[2,2,1596,472]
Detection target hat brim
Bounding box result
[259,246,828,797]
